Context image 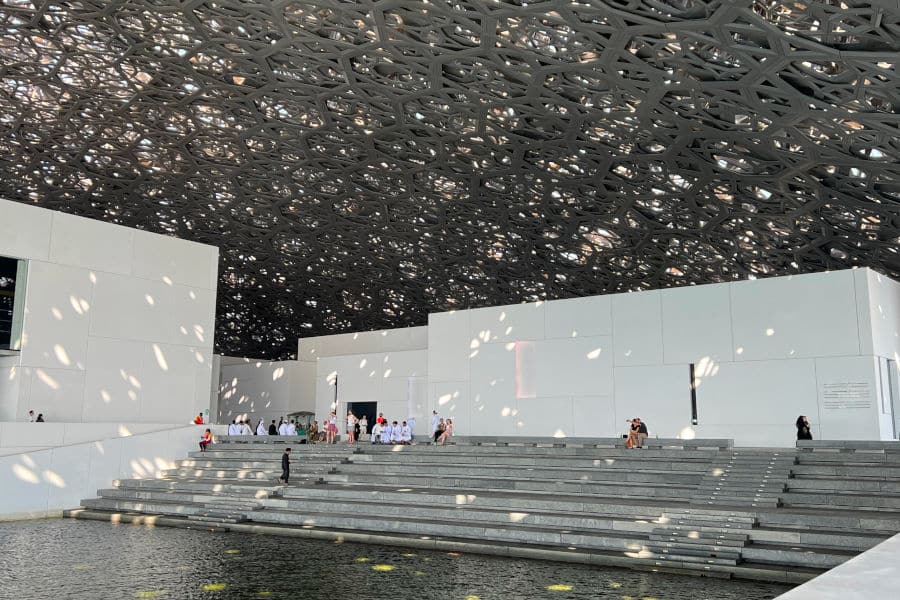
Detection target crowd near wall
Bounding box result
[282,269,899,447]
[0,199,219,424]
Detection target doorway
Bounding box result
[347,401,377,436]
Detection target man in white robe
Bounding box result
[278,420,289,436]
[241,420,252,435]
[380,422,392,444]
[431,411,440,436]
[287,420,297,436]
[400,421,412,445]
[256,420,267,435]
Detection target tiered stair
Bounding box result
[67,437,900,583]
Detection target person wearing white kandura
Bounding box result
[256,420,267,436]
[287,419,297,436]
[241,420,252,435]
[278,420,289,436]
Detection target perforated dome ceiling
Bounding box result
[1,1,898,359]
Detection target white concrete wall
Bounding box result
[0,422,194,455]
[0,423,225,520]
[0,199,218,423]
[306,328,429,428]
[217,359,315,426]
[295,270,897,447]
[859,269,900,439]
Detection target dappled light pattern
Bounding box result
[1,1,899,358]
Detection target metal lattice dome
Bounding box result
[1,0,898,358]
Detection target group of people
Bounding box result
[370,414,413,444]
[431,411,453,445]
[625,418,649,448]
[26,410,45,422]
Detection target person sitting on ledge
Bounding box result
[380,420,392,445]
[433,418,445,444]
[400,421,412,445]
[796,415,813,440]
[308,420,319,444]
[636,418,648,448]
[193,413,204,425]
[199,429,212,451]
[256,419,267,436]
[36,413,45,423]
[241,419,252,435]
[371,419,383,444]
[437,418,453,445]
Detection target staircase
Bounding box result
[67,439,900,584]
[645,508,755,566]
[691,450,796,508]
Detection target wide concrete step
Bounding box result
[280,484,684,518]
[795,454,900,465]
[783,492,900,510]
[787,478,900,493]
[320,473,696,498]
[266,497,655,533]
[650,529,748,544]
[334,462,704,483]
[644,540,742,558]
[114,478,281,495]
[248,506,662,553]
[792,464,900,478]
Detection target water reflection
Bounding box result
[0,520,791,600]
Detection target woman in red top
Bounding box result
[199,429,212,451]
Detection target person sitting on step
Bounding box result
[390,421,402,445]
[199,429,212,452]
[380,420,392,444]
[400,421,412,445]
[437,418,453,445]
[371,420,383,444]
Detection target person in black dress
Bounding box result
[796,415,812,440]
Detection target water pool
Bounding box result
[0,520,792,599]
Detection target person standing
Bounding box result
[796,415,813,440]
[431,411,440,437]
[346,410,357,444]
[359,415,369,441]
[278,419,289,436]
[326,412,338,444]
[287,419,297,436]
[278,447,292,485]
[256,419,267,435]
[268,420,278,435]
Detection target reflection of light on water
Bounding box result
[372,564,395,572]
[225,549,239,555]
[546,584,573,591]
[356,557,370,563]
[201,583,227,591]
